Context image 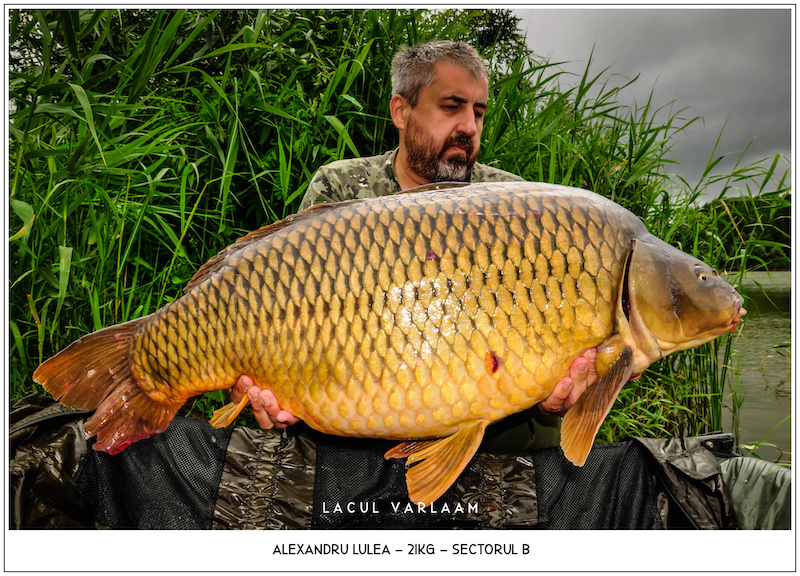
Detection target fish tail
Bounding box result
[33,318,183,454]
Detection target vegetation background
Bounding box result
[8,9,791,443]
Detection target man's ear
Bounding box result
[389,94,408,130]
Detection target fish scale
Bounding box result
[34,181,745,505]
[126,183,624,439]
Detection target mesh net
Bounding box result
[532,441,663,529]
[74,417,232,529]
[311,435,665,529]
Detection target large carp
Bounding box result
[34,182,745,505]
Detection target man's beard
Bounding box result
[404,118,477,183]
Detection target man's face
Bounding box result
[402,61,488,182]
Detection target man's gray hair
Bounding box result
[391,40,488,107]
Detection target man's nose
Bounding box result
[457,110,478,137]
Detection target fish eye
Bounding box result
[695,265,710,282]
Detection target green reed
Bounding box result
[9,9,790,447]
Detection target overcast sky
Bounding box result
[515,7,792,196]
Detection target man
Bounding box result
[233,40,597,451]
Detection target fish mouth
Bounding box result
[729,296,747,334]
[705,296,746,338]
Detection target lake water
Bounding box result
[725,271,792,464]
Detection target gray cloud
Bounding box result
[516,8,791,193]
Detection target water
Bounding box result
[724,271,792,464]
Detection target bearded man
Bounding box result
[300,40,519,206]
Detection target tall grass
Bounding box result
[9,9,790,444]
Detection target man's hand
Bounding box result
[536,348,597,417]
[233,348,597,430]
[231,375,300,430]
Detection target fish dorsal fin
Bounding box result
[560,346,634,466]
[398,181,469,195]
[184,204,338,292]
[184,185,464,292]
[385,419,488,506]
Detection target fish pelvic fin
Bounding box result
[209,394,251,428]
[560,346,634,467]
[32,318,183,455]
[385,419,488,507]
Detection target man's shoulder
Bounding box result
[301,150,399,210]
[316,151,393,181]
[471,161,525,183]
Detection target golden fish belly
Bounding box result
[130,183,636,439]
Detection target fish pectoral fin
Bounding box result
[384,420,489,507]
[209,394,251,428]
[560,346,634,467]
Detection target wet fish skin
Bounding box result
[33,182,744,505]
[130,183,629,436]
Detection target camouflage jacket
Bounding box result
[299,148,524,210]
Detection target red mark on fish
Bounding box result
[485,350,502,374]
